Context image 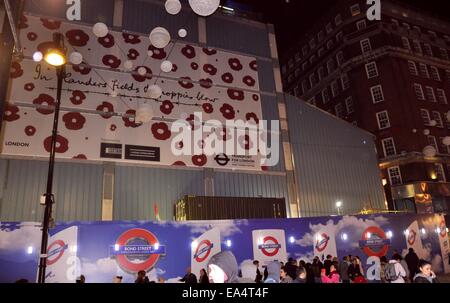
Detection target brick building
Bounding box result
[281,0,450,213]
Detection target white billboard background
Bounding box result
[405,220,426,259]
[252,229,287,265]
[313,225,338,261]
[191,227,221,278]
[436,215,450,273]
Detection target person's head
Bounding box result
[76,275,85,283]
[330,261,339,272]
[200,268,207,277]
[280,262,284,267]
[296,266,307,280]
[351,258,358,265]
[408,248,415,253]
[299,260,306,267]
[280,267,288,279]
[332,257,338,262]
[380,256,387,263]
[392,254,402,262]
[158,277,165,283]
[207,251,238,283]
[113,276,123,283]
[288,257,294,263]
[326,255,332,260]
[343,256,348,262]
[418,260,432,276]
[253,260,260,267]
[137,270,146,279]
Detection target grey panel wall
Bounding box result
[257,59,276,93]
[113,166,204,221]
[123,0,199,43]
[285,95,386,217]
[0,159,102,221]
[24,0,115,26]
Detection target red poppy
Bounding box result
[191,62,199,70]
[246,112,259,124]
[24,125,36,136]
[178,77,194,89]
[192,154,207,167]
[27,32,38,41]
[252,94,259,102]
[73,154,87,160]
[132,66,152,82]
[62,112,86,130]
[65,29,90,47]
[73,63,92,75]
[172,64,178,72]
[199,78,213,89]
[33,94,55,115]
[160,100,174,115]
[122,109,140,128]
[148,45,167,60]
[221,72,234,84]
[172,161,186,166]
[220,103,235,120]
[10,62,23,78]
[110,124,117,131]
[203,64,217,76]
[123,33,141,44]
[227,89,245,101]
[3,104,20,122]
[228,58,243,71]
[18,15,28,29]
[98,34,115,48]
[24,83,35,92]
[102,54,122,69]
[127,49,140,60]
[203,47,217,55]
[239,135,253,150]
[249,60,258,71]
[181,45,196,59]
[202,103,214,113]
[243,75,256,87]
[96,102,115,119]
[41,18,61,30]
[151,122,171,140]
[70,90,86,105]
[44,135,69,153]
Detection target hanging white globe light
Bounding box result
[412,129,417,133]
[188,0,220,16]
[93,22,109,38]
[429,120,437,127]
[443,136,450,146]
[33,51,43,62]
[165,0,182,15]
[69,52,83,65]
[160,60,173,73]
[423,129,430,136]
[178,28,187,38]
[124,60,133,70]
[137,67,147,76]
[135,103,154,124]
[149,27,171,49]
[423,145,437,157]
[148,84,162,99]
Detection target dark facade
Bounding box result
[281,0,450,214]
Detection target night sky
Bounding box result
[223,0,450,57]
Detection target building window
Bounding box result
[440,48,449,60]
[335,103,345,118]
[402,23,410,30]
[309,73,317,87]
[382,138,397,157]
[322,88,330,104]
[435,164,446,182]
[341,73,350,90]
[420,109,431,125]
[336,51,344,66]
[432,111,443,128]
[424,43,433,57]
[428,136,438,152]
[401,37,411,50]
[288,59,294,69]
[419,63,429,78]
[376,111,391,129]
[412,40,422,54]
[360,38,372,53]
[356,20,366,30]
[318,47,325,57]
[425,86,436,102]
[335,14,342,26]
[413,25,421,33]
[345,97,354,114]
[365,62,379,79]
[327,40,334,50]
[408,61,418,76]
[414,83,425,100]
[436,89,448,104]
[327,59,336,74]
[301,80,308,94]
[350,4,361,16]
[428,30,437,40]
[310,55,316,64]
[331,81,339,97]
[326,23,333,34]
[370,85,384,103]
[294,52,301,62]
[387,166,402,185]
[318,30,325,41]
[287,74,294,83]
[294,68,300,78]
[336,31,343,42]
[429,66,441,81]
[318,66,325,81]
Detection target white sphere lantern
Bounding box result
[412,129,417,133]
[423,129,430,136]
[443,136,450,146]
[423,145,437,158]
[165,0,182,15]
[135,103,154,124]
[137,67,147,76]
[33,51,43,62]
[124,60,133,70]
[149,27,171,49]
[69,52,83,65]
[178,28,187,38]
[429,120,437,127]
[93,22,109,38]
[160,60,173,73]
[188,0,220,16]
[148,84,162,99]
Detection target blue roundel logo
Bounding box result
[315,233,329,253]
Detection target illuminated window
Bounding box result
[360,38,372,53]
[408,61,418,76]
[419,63,429,78]
[432,111,443,128]
[376,111,391,129]
[425,86,436,102]
[356,20,366,30]
[388,166,402,185]
[382,138,397,157]
[365,62,379,78]
[414,84,425,100]
[430,66,441,81]
[420,109,431,125]
[436,89,447,104]
[370,85,384,103]
[350,4,361,16]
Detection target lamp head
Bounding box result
[44,33,67,67]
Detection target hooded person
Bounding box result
[238,262,257,283]
[207,251,239,283]
[264,261,281,283]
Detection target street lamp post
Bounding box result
[37,33,66,284]
[336,201,342,216]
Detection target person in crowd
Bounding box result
[264,261,281,283]
[284,257,298,280]
[280,262,284,267]
[135,270,149,283]
[113,276,123,283]
[292,266,307,283]
[299,260,306,268]
[405,248,419,281]
[388,254,407,283]
[239,262,257,283]
[253,260,263,283]
[413,260,439,283]
[15,279,29,283]
[305,263,315,283]
[179,267,197,284]
[158,277,165,283]
[323,255,333,275]
[280,266,293,283]
[340,256,350,283]
[199,268,209,283]
[207,251,239,283]
[321,261,340,283]
[76,275,85,283]
[348,258,363,282]
[311,256,323,283]
[380,256,388,283]
[355,256,364,276]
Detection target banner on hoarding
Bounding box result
[252,229,287,265]
[191,227,221,278]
